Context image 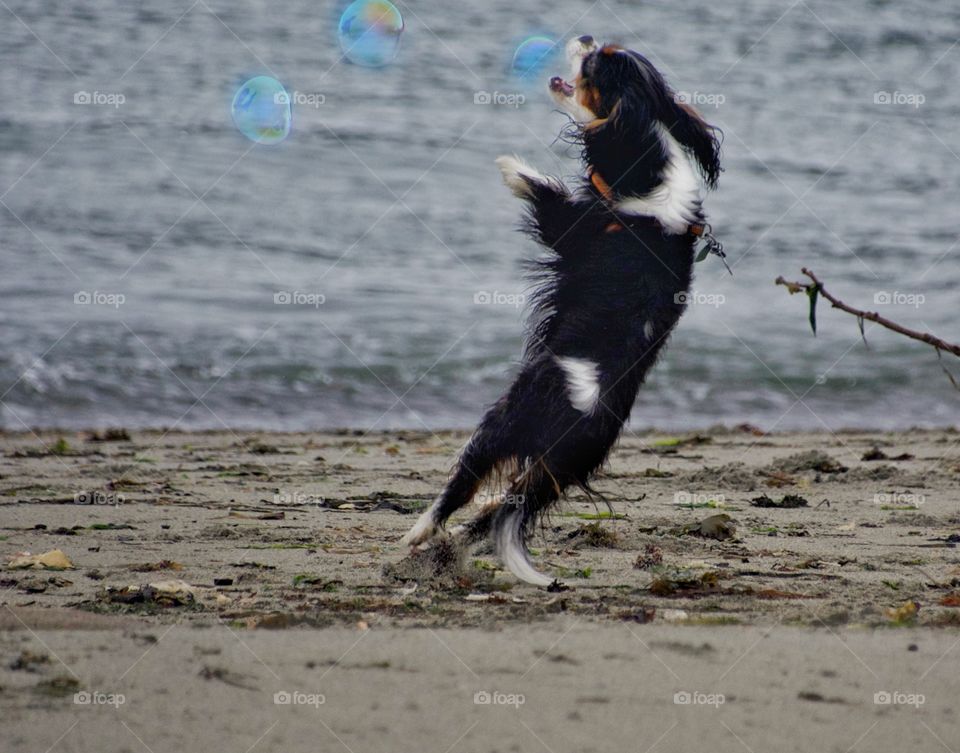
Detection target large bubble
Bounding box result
[231,76,292,145]
[338,0,404,67]
[511,36,558,79]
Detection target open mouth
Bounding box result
[549,76,574,97]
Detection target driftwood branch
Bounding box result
[775,268,960,361]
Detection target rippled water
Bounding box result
[1,0,958,431]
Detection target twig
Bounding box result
[775,267,960,358]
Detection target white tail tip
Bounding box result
[495,510,553,587]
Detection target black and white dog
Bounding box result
[402,36,722,585]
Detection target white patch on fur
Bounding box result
[643,320,655,340]
[400,501,439,546]
[556,356,601,414]
[496,511,553,586]
[616,123,703,234]
[495,155,551,199]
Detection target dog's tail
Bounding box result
[491,465,561,586]
[493,505,553,586]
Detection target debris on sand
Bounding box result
[130,560,184,573]
[6,549,74,571]
[383,538,480,587]
[798,691,848,704]
[85,428,132,442]
[17,575,72,593]
[770,451,848,474]
[198,665,257,690]
[566,522,621,548]
[679,463,757,491]
[618,607,656,623]
[671,514,737,541]
[102,579,199,607]
[634,544,663,570]
[650,568,722,596]
[885,600,920,625]
[34,676,81,698]
[753,588,813,600]
[862,446,914,462]
[10,650,50,672]
[750,494,809,509]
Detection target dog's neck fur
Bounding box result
[584,121,704,235]
[583,119,667,199]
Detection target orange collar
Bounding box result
[589,167,615,201]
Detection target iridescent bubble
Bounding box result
[511,36,558,79]
[338,0,404,67]
[231,76,292,145]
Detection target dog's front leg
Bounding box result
[495,155,566,201]
[495,155,579,251]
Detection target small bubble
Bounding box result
[511,36,558,79]
[338,0,404,68]
[231,76,292,145]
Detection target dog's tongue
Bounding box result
[549,77,574,97]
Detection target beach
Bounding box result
[2,427,959,751]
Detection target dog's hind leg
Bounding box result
[448,492,504,544]
[401,422,507,547]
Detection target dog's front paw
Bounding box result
[495,155,545,199]
[400,510,439,547]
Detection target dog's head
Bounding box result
[550,36,721,190]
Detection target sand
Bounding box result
[2,427,959,751]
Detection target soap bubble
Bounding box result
[338,0,404,67]
[511,36,558,79]
[231,76,292,145]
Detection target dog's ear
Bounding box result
[663,99,722,189]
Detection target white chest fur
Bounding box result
[615,123,702,234]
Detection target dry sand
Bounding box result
[2,427,959,751]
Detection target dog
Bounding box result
[401,36,722,585]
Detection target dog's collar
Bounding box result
[587,166,706,237]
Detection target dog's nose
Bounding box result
[577,35,594,46]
